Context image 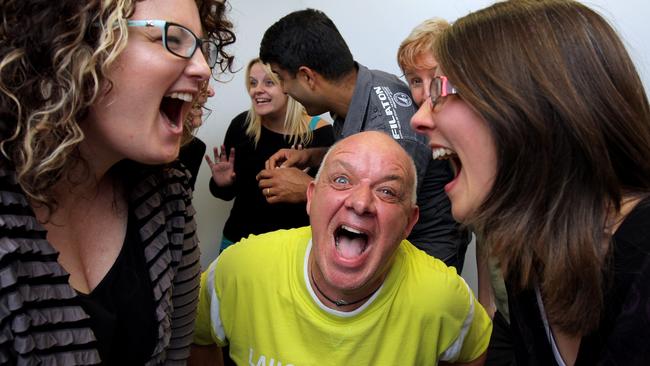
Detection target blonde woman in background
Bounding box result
[205,58,334,252]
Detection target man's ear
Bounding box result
[297,66,318,90]
[404,205,420,238]
[306,181,316,215]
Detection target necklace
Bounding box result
[309,269,380,307]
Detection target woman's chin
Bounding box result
[450,202,470,224]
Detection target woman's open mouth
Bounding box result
[160,92,193,129]
[432,147,461,178]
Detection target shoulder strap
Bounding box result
[309,116,321,131]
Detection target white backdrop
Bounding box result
[194,0,650,291]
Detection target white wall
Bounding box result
[194,0,650,292]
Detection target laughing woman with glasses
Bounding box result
[411,0,650,365]
[0,0,234,363]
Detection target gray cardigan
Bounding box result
[0,163,200,365]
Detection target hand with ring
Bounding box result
[256,167,311,204]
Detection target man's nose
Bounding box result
[345,183,376,216]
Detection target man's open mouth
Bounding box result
[335,225,369,259]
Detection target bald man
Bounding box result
[190,131,491,366]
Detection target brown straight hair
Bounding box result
[436,0,650,334]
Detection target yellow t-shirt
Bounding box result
[195,227,491,365]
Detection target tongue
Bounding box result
[160,109,176,128]
[337,236,365,259]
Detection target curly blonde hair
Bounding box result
[0,0,235,212]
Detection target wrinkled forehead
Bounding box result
[324,134,415,184]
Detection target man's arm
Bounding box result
[438,278,493,365]
[188,344,224,366]
[192,262,229,365]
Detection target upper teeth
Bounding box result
[341,225,363,234]
[256,98,270,103]
[432,148,455,160]
[168,92,193,102]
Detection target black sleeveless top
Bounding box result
[507,197,650,365]
[75,213,157,364]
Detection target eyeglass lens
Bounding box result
[430,76,456,107]
[165,25,195,58]
[166,24,218,68]
[201,41,219,68]
[431,77,443,105]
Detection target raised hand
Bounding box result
[205,145,236,187]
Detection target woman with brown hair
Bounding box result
[0,0,234,362]
[411,0,650,364]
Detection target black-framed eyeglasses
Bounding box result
[127,19,219,69]
[430,75,458,108]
